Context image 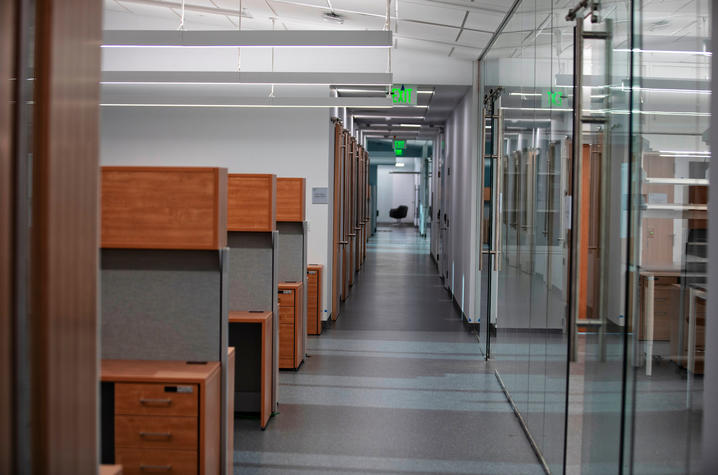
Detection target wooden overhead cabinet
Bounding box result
[101,167,228,250]
[227,174,277,232]
[276,177,306,222]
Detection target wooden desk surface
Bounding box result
[101,359,221,383]
[229,310,272,324]
[639,267,682,277]
[278,281,303,290]
[100,465,123,475]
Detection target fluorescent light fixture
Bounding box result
[621,86,711,95]
[101,103,392,109]
[102,71,393,87]
[353,115,425,119]
[614,48,712,57]
[417,90,434,95]
[102,30,393,48]
[659,150,710,155]
[399,123,422,127]
[395,162,405,167]
[509,92,542,97]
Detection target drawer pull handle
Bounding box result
[140,464,172,472]
[140,398,172,406]
[140,431,172,439]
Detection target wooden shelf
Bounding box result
[101,167,228,250]
[227,174,277,232]
[277,177,306,222]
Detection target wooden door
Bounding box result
[342,134,352,300]
[331,122,342,319]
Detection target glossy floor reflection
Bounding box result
[233,225,543,474]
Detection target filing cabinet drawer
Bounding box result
[115,447,197,475]
[279,305,294,324]
[279,322,295,368]
[116,383,198,416]
[115,415,198,450]
[278,289,295,307]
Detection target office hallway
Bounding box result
[234,226,544,474]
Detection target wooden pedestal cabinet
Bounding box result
[307,265,323,335]
[101,359,223,475]
[278,282,304,369]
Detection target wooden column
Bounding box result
[0,0,16,471]
[31,0,102,471]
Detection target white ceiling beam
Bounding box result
[102,30,392,48]
[101,71,393,86]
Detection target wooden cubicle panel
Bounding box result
[0,0,14,468]
[31,0,102,470]
[277,177,306,222]
[228,173,277,232]
[102,167,228,250]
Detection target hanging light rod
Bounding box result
[101,71,393,86]
[102,30,393,48]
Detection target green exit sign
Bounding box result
[546,91,563,106]
[394,140,406,150]
[391,84,417,105]
[395,149,404,156]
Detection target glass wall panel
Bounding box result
[477,1,709,473]
[626,1,710,473]
[479,1,572,472]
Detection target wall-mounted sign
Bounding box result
[311,187,328,204]
[391,84,418,106]
[395,149,404,156]
[394,140,406,150]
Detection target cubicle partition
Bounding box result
[276,177,308,365]
[226,174,279,427]
[100,166,232,474]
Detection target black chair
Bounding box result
[389,205,409,224]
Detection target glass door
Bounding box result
[478,88,504,358]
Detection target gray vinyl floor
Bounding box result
[233,225,544,474]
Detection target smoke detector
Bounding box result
[322,11,345,24]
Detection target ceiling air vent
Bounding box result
[322,11,345,25]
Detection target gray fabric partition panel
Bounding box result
[277,222,304,283]
[227,232,274,311]
[101,249,222,361]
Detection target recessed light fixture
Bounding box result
[395,162,405,167]
[417,90,434,95]
[399,124,422,127]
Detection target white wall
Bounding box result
[441,77,479,321]
[376,164,417,224]
[100,106,333,319]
